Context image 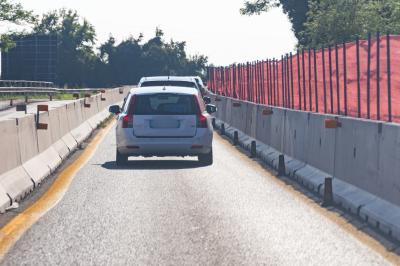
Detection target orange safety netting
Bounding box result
[207,35,400,123]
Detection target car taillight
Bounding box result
[122,114,133,128]
[194,95,208,128]
[122,95,136,128]
[197,113,208,128]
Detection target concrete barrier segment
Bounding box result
[334,117,382,203]
[378,123,400,206]
[36,111,53,153]
[0,186,11,213]
[359,199,400,241]
[37,146,62,172]
[331,178,377,215]
[0,167,33,202]
[210,94,400,241]
[61,133,78,152]
[23,156,51,185]
[70,122,92,145]
[0,119,21,175]
[0,87,127,212]
[52,139,70,160]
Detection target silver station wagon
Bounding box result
[109,86,217,166]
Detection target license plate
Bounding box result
[150,119,180,129]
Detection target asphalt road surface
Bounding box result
[1,126,394,265]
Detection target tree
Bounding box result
[0,0,35,51]
[241,0,309,46]
[97,29,208,86]
[13,8,206,87]
[241,0,400,48]
[33,9,97,86]
[301,0,400,48]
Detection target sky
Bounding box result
[12,0,297,66]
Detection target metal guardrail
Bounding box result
[0,85,135,112]
[0,87,114,112]
[0,87,103,93]
[0,80,54,88]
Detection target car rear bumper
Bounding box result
[116,128,213,157]
[117,144,211,157]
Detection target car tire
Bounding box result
[116,150,128,166]
[198,149,213,165]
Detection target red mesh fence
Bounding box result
[207,34,400,123]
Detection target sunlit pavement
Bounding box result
[1,128,392,265]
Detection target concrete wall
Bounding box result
[212,95,400,207]
[0,87,130,213]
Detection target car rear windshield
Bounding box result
[140,81,197,88]
[133,94,197,115]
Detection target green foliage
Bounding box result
[24,9,208,87]
[241,0,309,46]
[33,9,97,87]
[241,0,400,48]
[0,0,34,24]
[302,0,400,48]
[3,6,207,87]
[0,0,35,51]
[95,29,208,87]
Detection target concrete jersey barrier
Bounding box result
[0,87,129,213]
[211,93,400,241]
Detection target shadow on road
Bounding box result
[101,159,206,170]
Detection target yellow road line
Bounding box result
[215,133,400,265]
[0,120,115,261]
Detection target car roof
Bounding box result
[191,76,204,83]
[139,76,196,83]
[130,86,199,96]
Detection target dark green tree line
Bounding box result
[2,5,207,87]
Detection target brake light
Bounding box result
[122,114,133,128]
[197,113,208,128]
[122,95,136,128]
[194,95,208,128]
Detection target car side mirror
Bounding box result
[206,104,217,114]
[109,105,121,114]
[203,96,211,104]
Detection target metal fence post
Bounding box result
[313,48,319,113]
[286,54,291,108]
[387,33,392,122]
[297,50,302,110]
[290,52,294,109]
[281,55,286,107]
[273,59,277,106]
[343,41,348,116]
[376,31,381,121]
[328,46,334,114]
[322,47,327,113]
[302,49,307,110]
[356,37,361,118]
[335,43,340,115]
[367,33,372,119]
[308,48,313,111]
[276,59,280,106]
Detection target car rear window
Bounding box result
[133,94,197,115]
[140,81,197,88]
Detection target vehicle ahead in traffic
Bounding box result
[109,86,217,166]
[138,76,205,94]
[188,76,207,95]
